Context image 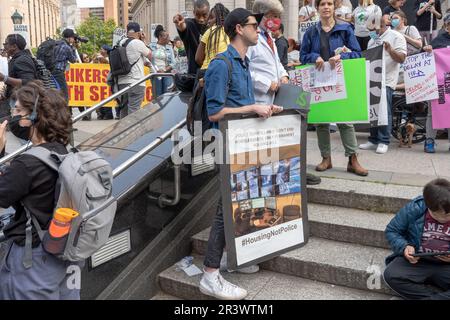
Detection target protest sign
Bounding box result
[299,21,318,42]
[112,28,126,46]
[66,63,153,107]
[431,48,450,129]
[220,110,308,269]
[0,57,8,75]
[289,60,346,104]
[404,52,439,104]
[363,45,388,126]
[13,24,30,48]
[290,58,369,124]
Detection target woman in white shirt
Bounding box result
[352,0,382,50]
[391,10,423,56]
[335,0,353,24]
[299,0,319,22]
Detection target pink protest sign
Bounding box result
[431,48,450,129]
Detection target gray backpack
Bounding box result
[22,147,117,268]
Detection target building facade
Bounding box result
[104,0,131,27]
[130,0,300,41]
[0,0,61,48]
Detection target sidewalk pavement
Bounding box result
[306,131,450,187]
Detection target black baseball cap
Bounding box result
[62,28,76,38]
[224,8,263,37]
[127,22,141,33]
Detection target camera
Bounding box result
[75,35,89,44]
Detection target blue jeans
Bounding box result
[203,198,225,269]
[154,77,173,98]
[369,86,393,145]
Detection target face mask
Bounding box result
[8,115,31,140]
[264,18,281,32]
[391,18,400,29]
[369,30,379,41]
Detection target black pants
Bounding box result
[356,36,371,51]
[203,198,225,269]
[384,256,450,300]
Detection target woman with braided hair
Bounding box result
[195,2,230,70]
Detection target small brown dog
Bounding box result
[398,122,416,148]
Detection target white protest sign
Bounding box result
[0,57,8,76]
[404,52,439,104]
[299,21,318,43]
[310,62,338,88]
[112,28,127,46]
[13,24,30,49]
[289,60,347,104]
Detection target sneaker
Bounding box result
[359,141,377,150]
[376,144,388,154]
[199,269,248,300]
[424,138,435,153]
[220,252,259,274]
[306,173,321,185]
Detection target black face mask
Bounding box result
[8,115,31,140]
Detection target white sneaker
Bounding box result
[359,141,377,150]
[376,143,388,154]
[220,252,260,274]
[199,269,248,300]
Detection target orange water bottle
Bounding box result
[43,208,79,255]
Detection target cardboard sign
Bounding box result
[299,21,318,43]
[65,63,152,107]
[404,52,439,104]
[220,111,308,269]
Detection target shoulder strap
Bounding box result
[122,38,140,68]
[406,26,411,36]
[214,55,233,91]
[24,146,60,172]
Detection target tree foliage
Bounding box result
[75,16,117,58]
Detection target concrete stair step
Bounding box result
[192,230,393,294]
[307,177,421,213]
[151,291,181,300]
[308,203,394,248]
[158,255,392,300]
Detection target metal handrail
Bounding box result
[0,72,176,166]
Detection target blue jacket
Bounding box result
[385,196,427,265]
[300,22,362,64]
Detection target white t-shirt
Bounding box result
[118,38,151,86]
[353,4,381,37]
[299,5,319,21]
[288,50,300,63]
[368,28,407,89]
[397,25,422,55]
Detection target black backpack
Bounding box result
[187,55,232,135]
[108,38,139,77]
[32,57,59,89]
[36,38,58,72]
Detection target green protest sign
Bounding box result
[292,58,369,124]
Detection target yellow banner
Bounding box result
[66,63,152,107]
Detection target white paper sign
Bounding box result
[299,21,318,42]
[289,60,347,104]
[404,52,439,104]
[0,57,8,76]
[112,28,126,46]
[310,62,337,88]
[13,24,30,49]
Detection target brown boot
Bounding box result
[315,156,332,172]
[347,154,368,176]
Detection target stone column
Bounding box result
[286,0,299,40]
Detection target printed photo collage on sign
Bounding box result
[230,156,301,237]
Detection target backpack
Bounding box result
[186,55,232,135]
[32,57,60,89]
[108,38,139,77]
[21,147,117,268]
[36,38,58,72]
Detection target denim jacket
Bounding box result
[300,22,362,63]
[385,196,427,265]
